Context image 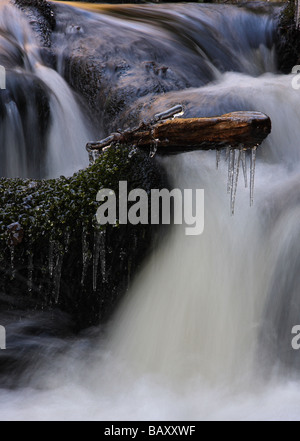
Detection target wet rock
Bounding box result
[46,2,278,139]
[14,0,56,48]
[52,3,216,132]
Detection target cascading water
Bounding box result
[0,0,93,179]
[1,1,300,421]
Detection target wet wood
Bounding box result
[87,110,271,155]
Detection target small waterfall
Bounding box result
[1,1,300,421]
[35,65,91,178]
[0,0,93,179]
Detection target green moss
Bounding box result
[0,145,156,243]
[280,0,295,24]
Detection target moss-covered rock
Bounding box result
[0,145,168,330]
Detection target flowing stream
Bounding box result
[1,1,300,421]
[0,0,93,178]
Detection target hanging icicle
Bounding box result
[231,149,241,215]
[93,229,102,292]
[27,248,34,294]
[64,229,71,254]
[241,148,248,188]
[49,240,54,279]
[100,229,106,284]
[216,149,221,170]
[250,146,257,207]
[217,144,258,214]
[227,148,235,194]
[53,243,64,304]
[225,146,230,162]
[9,245,15,280]
[81,226,90,286]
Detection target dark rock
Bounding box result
[52,3,216,132]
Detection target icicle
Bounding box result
[231,149,241,215]
[216,149,221,170]
[225,146,230,162]
[27,249,34,294]
[241,148,248,188]
[93,229,101,292]
[87,147,100,166]
[81,227,89,286]
[9,245,15,280]
[53,243,64,304]
[64,230,70,254]
[150,139,159,158]
[227,149,232,193]
[49,241,54,278]
[250,146,257,207]
[227,148,235,194]
[100,229,106,283]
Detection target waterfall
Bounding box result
[0,0,92,179]
[1,1,300,421]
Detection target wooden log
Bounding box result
[87,111,271,155]
[148,111,271,153]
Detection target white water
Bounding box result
[0,0,92,178]
[1,72,300,420]
[36,64,91,178]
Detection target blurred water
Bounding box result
[0,0,92,178]
[1,1,300,421]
